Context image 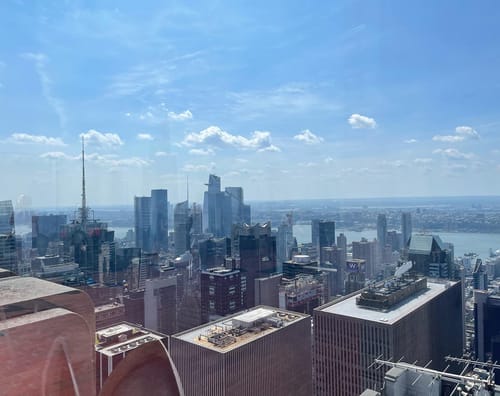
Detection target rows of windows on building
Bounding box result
[4,174,500,395]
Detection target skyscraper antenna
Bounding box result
[80,135,88,224]
[186,175,189,203]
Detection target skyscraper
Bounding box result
[276,213,294,271]
[203,175,250,238]
[32,214,67,255]
[174,200,192,256]
[318,220,335,263]
[314,276,463,396]
[408,234,454,279]
[61,140,116,281]
[134,189,169,254]
[150,189,168,252]
[203,174,222,236]
[239,223,276,309]
[474,289,500,363]
[134,196,152,252]
[352,238,377,279]
[170,306,312,396]
[0,200,15,234]
[377,213,387,250]
[401,212,412,248]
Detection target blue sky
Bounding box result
[1,0,500,207]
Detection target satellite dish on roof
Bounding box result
[394,261,413,278]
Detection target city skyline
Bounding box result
[2,1,500,206]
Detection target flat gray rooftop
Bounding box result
[320,281,456,325]
[173,306,308,353]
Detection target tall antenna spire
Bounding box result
[80,136,88,224]
[186,175,189,203]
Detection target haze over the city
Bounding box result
[2,1,500,206]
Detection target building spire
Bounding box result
[80,136,88,224]
[186,175,189,204]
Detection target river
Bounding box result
[293,224,500,259]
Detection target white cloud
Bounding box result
[348,113,377,129]
[258,144,281,152]
[189,148,215,156]
[432,135,464,143]
[432,125,479,143]
[155,151,168,157]
[10,133,66,146]
[86,153,151,167]
[299,162,318,168]
[293,129,324,145]
[181,126,280,152]
[455,126,480,139]
[433,148,474,160]
[324,157,334,164]
[404,139,418,144]
[137,133,154,141]
[40,151,77,160]
[168,110,193,121]
[181,162,216,172]
[80,129,124,147]
[414,158,433,164]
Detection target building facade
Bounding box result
[314,278,463,396]
[170,306,312,396]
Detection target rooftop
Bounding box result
[319,280,457,325]
[95,322,165,357]
[173,306,308,353]
[408,234,444,255]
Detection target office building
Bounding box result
[276,212,294,270]
[320,246,346,296]
[174,200,192,256]
[0,275,96,395]
[31,214,67,255]
[134,196,152,252]
[377,213,387,251]
[145,275,178,335]
[170,306,312,396]
[150,189,169,252]
[401,212,412,248]
[134,189,169,254]
[473,258,488,290]
[311,219,335,261]
[199,237,231,270]
[344,258,366,293]
[0,233,18,274]
[201,266,246,322]
[408,234,454,279]
[254,273,282,307]
[203,174,250,238]
[233,221,272,258]
[352,238,377,279]
[239,223,277,308]
[203,174,223,236]
[474,289,500,363]
[0,200,15,234]
[318,220,336,263]
[314,274,463,396]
